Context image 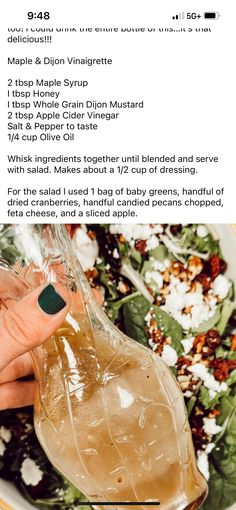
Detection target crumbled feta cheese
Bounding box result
[164,258,170,268]
[197,225,209,238]
[169,278,189,293]
[203,417,222,436]
[152,258,170,272]
[212,274,231,299]
[109,224,163,242]
[163,276,217,330]
[148,338,158,351]
[96,256,102,264]
[208,297,217,308]
[113,248,120,259]
[0,438,6,456]
[73,226,99,271]
[144,271,163,291]
[205,442,215,454]
[197,450,210,480]
[144,310,153,324]
[20,458,44,486]
[146,235,159,251]
[183,390,193,398]
[209,383,228,400]
[187,363,228,397]
[188,257,204,278]
[0,426,12,443]
[181,337,194,354]
[161,345,178,366]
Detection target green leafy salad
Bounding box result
[0,223,236,510]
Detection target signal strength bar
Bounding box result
[172,12,185,20]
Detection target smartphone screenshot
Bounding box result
[0,1,235,510]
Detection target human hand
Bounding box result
[0,283,71,410]
[0,284,102,410]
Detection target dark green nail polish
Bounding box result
[38,284,66,315]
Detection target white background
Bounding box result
[0,0,235,223]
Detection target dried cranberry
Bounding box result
[177,357,192,369]
[170,224,183,236]
[193,329,221,358]
[205,254,227,279]
[135,239,147,255]
[210,358,236,381]
[196,273,212,292]
[205,329,221,351]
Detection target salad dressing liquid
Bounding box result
[33,314,207,510]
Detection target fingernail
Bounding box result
[38,284,66,315]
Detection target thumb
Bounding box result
[0,283,71,372]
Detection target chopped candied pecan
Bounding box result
[149,319,157,329]
[193,329,221,358]
[190,281,202,293]
[178,271,188,282]
[205,254,227,279]
[169,260,185,277]
[146,286,155,298]
[170,224,183,236]
[189,256,202,265]
[210,358,236,381]
[160,284,170,296]
[147,319,165,346]
[117,280,130,294]
[194,406,205,417]
[179,379,192,391]
[231,334,236,351]
[193,353,203,363]
[196,272,212,292]
[163,270,170,283]
[193,334,206,354]
[177,356,192,369]
[150,328,164,344]
[135,239,147,255]
[155,295,164,305]
[183,306,192,315]
[188,256,204,278]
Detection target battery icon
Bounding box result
[204,12,220,19]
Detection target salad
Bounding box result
[0,223,236,510]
